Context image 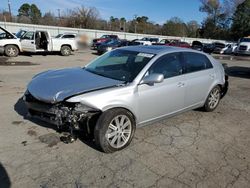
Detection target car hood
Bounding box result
[239,42,250,46]
[0,26,17,39]
[27,67,124,103]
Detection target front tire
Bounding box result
[94,108,136,153]
[60,46,71,56]
[203,85,221,112]
[4,45,19,57]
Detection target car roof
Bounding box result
[63,33,77,35]
[119,45,196,55]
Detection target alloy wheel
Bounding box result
[8,47,16,56]
[64,48,70,55]
[208,87,220,109]
[105,115,132,149]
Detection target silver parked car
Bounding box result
[23,46,228,153]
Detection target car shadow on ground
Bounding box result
[0,56,8,63]
[0,163,11,188]
[225,66,250,79]
[91,52,100,56]
[14,98,101,151]
[20,51,61,57]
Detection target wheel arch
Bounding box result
[102,105,137,124]
[4,44,21,52]
[61,44,72,50]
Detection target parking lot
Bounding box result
[0,51,250,188]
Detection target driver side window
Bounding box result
[21,32,34,40]
[148,53,183,79]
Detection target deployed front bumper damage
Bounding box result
[23,91,101,136]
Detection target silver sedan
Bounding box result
[24,46,228,153]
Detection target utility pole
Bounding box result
[57,9,61,19]
[8,0,12,21]
[134,15,137,33]
[57,9,61,25]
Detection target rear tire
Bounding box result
[94,108,136,153]
[203,85,221,112]
[4,45,19,57]
[60,46,71,56]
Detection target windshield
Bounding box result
[160,39,169,44]
[101,35,110,39]
[241,38,250,42]
[106,40,119,45]
[15,30,26,38]
[0,28,15,39]
[55,34,63,38]
[85,49,155,82]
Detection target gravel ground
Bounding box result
[0,51,249,188]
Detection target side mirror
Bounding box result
[141,73,164,85]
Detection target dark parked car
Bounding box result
[213,42,226,54]
[203,42,226,54]
[92,35,119,49]
[128,39,143,46]
[191,41,203,51]
[153,39,191,48]
[97,39,129,54]
[140,37,159,43]
[167,41,191,48]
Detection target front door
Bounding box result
[137,52,186,124]
[20,31,36,52]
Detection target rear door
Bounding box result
[183,52,215,108]
[20,31,36,52]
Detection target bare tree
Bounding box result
[65,6,100,29]
[42,12,57,26]
[0,10,12,22]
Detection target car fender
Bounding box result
[0,39,21,49]
[67,86,138,122]
[102,103,138,122]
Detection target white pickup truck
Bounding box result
[0,26,78,57]
[134,37,159,46]
[235,37,250,56]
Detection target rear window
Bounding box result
[62,34,75,38]
[184,52,213,73]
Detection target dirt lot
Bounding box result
[0,51,249,188]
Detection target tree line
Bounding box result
[0,0,249,40]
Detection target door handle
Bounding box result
[31,41,34,44]
[177,82,185,87]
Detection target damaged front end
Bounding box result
[23,91,101,141]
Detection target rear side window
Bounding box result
[62,35,75,38]
[184,52,213,73]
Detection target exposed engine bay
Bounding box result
[23,91,101,142]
